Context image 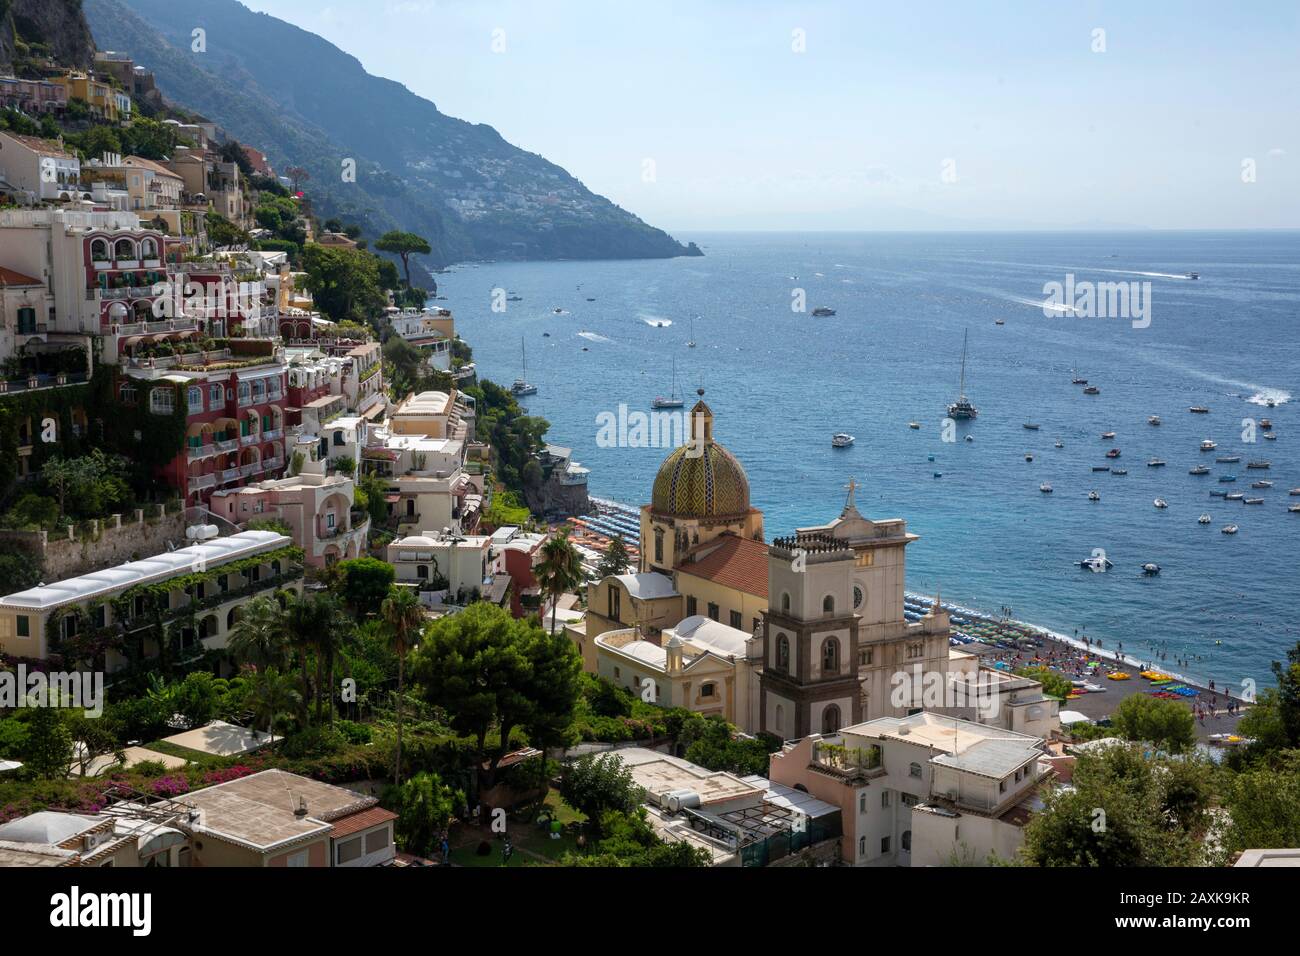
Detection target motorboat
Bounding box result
[1200,439,1217,451]
[1106,448,1121,459]
[1083,386,1100,395]
[1260,419,1273,430]
[812,307,837,317]
[1216,455,1241,463]
[909,421,921,430]
[995,318,1006,326]
[1265,433,1278,441]
[1221,525,1239,534]
[1219,475,1237,482]
[1141,563,1161,575]
[1040,483,1054,493]
[1209,490,1229,498]
[1291,488,1300,496]
[1088,491,1101,501]
[1226,493,1245,501]
[1186,272,1199,280]
[1023,423,1041,430]
[1055,440,1064,449]
[1189,465,1211,475]
[832,433,856,448]
[964,435,974,443]
[1244,498,1265,505]
[1078,555,1113,571]
[1102,431,1116,440]
[1251,480,1273,489]
[1290,504,1300,513]
[1247,460,1271,470]
[1149,416,1162,426]
[1092,465,1112,472]
[1189,406,1210,414]
[1154,498,1168,509]
[1147,459,1167,467]
[1112,468,1128,475]
[552,307,564,314]
[1025,453,1034,462]
[1198,514,1212,524]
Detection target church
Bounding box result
[572,391,952,737]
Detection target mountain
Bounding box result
[1,0,95,71]
[82,0,699,270]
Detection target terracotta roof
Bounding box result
[123,155,184,180]
[0,266,43,287]
[1,133,75,159]
[674,534,769,599]
[329,806,398,840]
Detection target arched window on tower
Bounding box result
[822,637,840,674]
[781,592,791,613]
[823,594,835,614]
[822,704,841,735]
[776,634,790,672]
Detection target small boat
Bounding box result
[1025,453,1034,462]
[1251,480,1273,489]
[908,421,921,430]
[1106,448,1121,459]
[964,435,974,443]
[1023,423,1041,430]
[1222,525,1239,534]
[1198,514,1212,524]
[1154,498,1168,509]
[1265,433,1278,441]
[1247,460,1271,470]
[1101,431,1116,440]
[510,337,538,396]
[1200,439,1217,451]
[1141,563,1161,575]
[1219,475,1237,482]
[552,307,564,314]
[1216,455,1241,463]
[995,318,1005,326]
[1088,491,1101,501]
[1226,492,1245,501]
[812,307,837,317]
[831,433,856,448]
[1040,483,1054,493]
[652,358,686,409]
[1244,498,1264,505]
[1291,488,1300,496]
[1083,386,1100,395]
[506,294,523,302]
[1078,555,1113,571]
[1112,468,1128,476]
[1072,377,1088,385]
[1186,272,1199,280]
[1092,465,1111,472]
[1147,459,1167,467]
[1260,419,1273,430]
[1148,416,1162,426]
[1209,490,1229,498]
[1290,504,1300,513]
[1189,465,1210,475]
[1189,406,1210,414]
[933,472,943,478]
[1055,440,1064,449]
[586,297,596,302]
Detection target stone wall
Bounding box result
[0,505,188,585]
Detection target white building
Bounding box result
[0,131,81,202]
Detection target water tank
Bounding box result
[186,524,220,541]
[665,790,701,814]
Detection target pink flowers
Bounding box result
[151,775,190,797]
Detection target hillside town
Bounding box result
[0,24,1296,884]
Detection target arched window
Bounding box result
[775,704,785,733]
[776,634,790,671]
[140,237,158,259]
[822,704,841,735]
[90,238,109,261]
[188,386,204,413]
[654,528,664,564]
[822,636,840,674]
[781,592,791,613]
[901,830,912,853]
[114,238,136,260]
[853,585,865,610]
[823,594,835,614]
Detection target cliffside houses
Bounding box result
[387,305,455,372]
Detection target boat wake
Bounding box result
[1248,389,1291,407]
[1089,268,1195,280]
[577,331,611,343]
[639,313,673,327]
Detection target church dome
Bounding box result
[650,393,751,519]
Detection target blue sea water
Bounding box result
[435,231,1300,689]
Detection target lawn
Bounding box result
[447,791,588,866]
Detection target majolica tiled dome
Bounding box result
[651,393,751,518]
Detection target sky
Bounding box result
[238,0,1298,231]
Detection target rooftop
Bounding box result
[840,712,1043,779]
[667,615,753,658]
[674,534,769,599]
[616,748,762,807]
[612,571,678,601]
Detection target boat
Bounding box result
[1216,455,1241,463]
[1141,563,1161,575]
[552,307,564,314]
[947,329,978,419]
[908,421,921,430]
[1088,491,1101,501]
[1265,433,1278,441]
[1199,514,1212,524]
[1024,453,1034,462]
[964,435,974,443]
[1222,525,1239,535]
[1101,431,1116,440]
[1200,439,1217,451]
[1092,465,1111,472]
[1055,440,1064,449]
[1292,488,1300,496]
[1189,406,1210,414]
[1290,504,1300,513]
[586,297,596,302]
[1083,386,1100,395]
[1226,492,1245,500]
[1112,468,1128,475]
[1189,465,1210,475]
[506,294,523,302]
[1219,475,1237,482]
[1154,498,1168,509]
[1260,419,1273,430]
[1147,459,1167,467]
[1186,272,1199,280]
[1040,483,1053,493]
[510,337,538,396]
[652,358,686,409]
[1078,555,1113,571]
[1251,480,1273,489]
[1148,416,1161,426]
[832,433,856,448]
[687,315,697,348]
[1209,490,1229,498]
[1106,448,1121,459]
[1244,498,1264,505]
[812,307,837,317]
[1023,423,1040,430]
[995,318,1005,326]
[1071,374,1088,384]
[1247,460,1271,470]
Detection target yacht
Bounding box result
[1290,504,1300,513]
[1078,555,1114,571]
[1040,483,1053,494]
[832,433,856,448]
[1088,491,1101,501]
[510,337,538,396]
[1147,458,1167,467]
[1154,498,1169,509]
[1222,525,1239,535]
[1055,440,1064,449]
[1199,514,1212,524]
[687,315,697,348]
[1148,415,1162,426]
[1291,488,1300,496]
[995,318,1005,326]
[1083,386,1101,395]
[1251,480,1273,489]
[652,358,686,409]
[1260,419,1273,430]
[1200,439,1217,451]
[1186,272,1200,280]
[1190,465,1211,475]
[1189,406,1210,414]
[947,329,978,419]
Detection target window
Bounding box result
[775,704,784,733]
[614,667,621,680]
[119,383,137,405]
[900,793,918,808]
[822,637,840,674]
[822,594,835,614]
[334,431,345,446]
[16,307,36,335]
[821,704,840,734]
[859,837,867,857]
[93,605,106,628]
[654,528,664,563]
[901,831,911,852]
[881,791,891,808]
[416,565,428,579]
[859,793,867,814]
[907,642,924,659]
[238,382,251,405]
[364,829,389,855]
[909,762,922,778]
[729,609,742,630]
[859,647,873,666]
[853,585,864,609]
[707,602,719,622]
[149,388,175,415]
[188,386,204,414]
[700,682,716,698]
[16,615,30,638]
[881,836,891,854]
[776,634,790,671]
[337,836,364,865]
[210,384,223,405]
[999,779,1007,793]
[326,512,336,529]
[685,595,697,617]
[285,850,309,867]
[608,584,620,620]
[217,575,229,592]
[781,592,790,613]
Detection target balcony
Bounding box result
[811,741,883,778]
[263,457,284,472]
[261,428,284,442]
[220,468,242,484]
[240,432,259,445]
[215,438,239,454]
[240,463,263,477]
[188,474,217,493]
[187,445,218,462]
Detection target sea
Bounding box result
[433,231,1300,691]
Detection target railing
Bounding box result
[262,457,284,472]
[215,438,239,454]
[812,742,883,776]
[220,468,241,483]
[261,428,283,442]
[188,474,217,492]
[187,445,217,461]
[113,319,199,334]
[101,287,162,301]
[240,433,259,445]
[240,463,262,477]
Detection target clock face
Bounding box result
[853,585,864,609]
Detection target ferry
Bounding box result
[1189,465,1211,476]
[947,329,978,419]
[831,433,856,448]
[1189,406,1210,414]
[1200,439,1217,451]
[1222,525,1239,535]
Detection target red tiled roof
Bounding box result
[675,534,769,599]
[0,267,43,287]
[330,806,397,839]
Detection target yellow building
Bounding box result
[57,73,128,122]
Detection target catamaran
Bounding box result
[652,358,685,409]
[947,329,977,419]
[511,337,537,396]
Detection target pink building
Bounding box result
[210,471,369,566]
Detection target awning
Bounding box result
[383,493,401,503]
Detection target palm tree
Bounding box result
[536,529,584,635]
[248,667,300,746]
[312,595,352,725]
[282,592,332,723]
[226,595,288,671]
[381,586,425,786]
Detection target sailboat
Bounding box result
[947,328,978,419]
[511,337,537,396]
[687,315,697,348]
[652,358,685,409]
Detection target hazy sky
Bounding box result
[239,0,1297,231]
